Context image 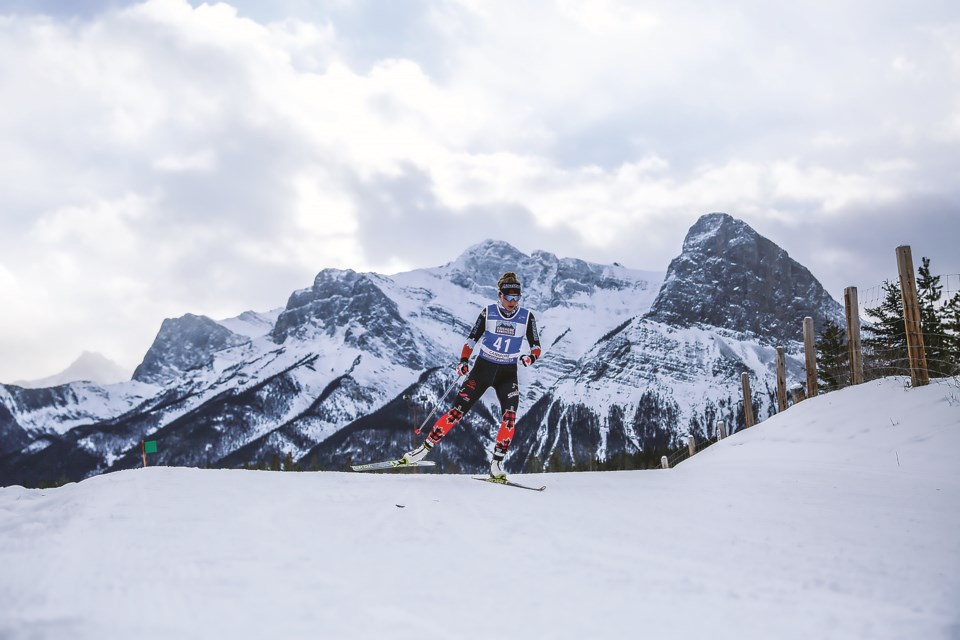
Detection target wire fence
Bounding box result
[859,273,960,317]
[817,344,960,388]
[847,272,959,383]
[651,429,723,470]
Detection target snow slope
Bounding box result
[1,377,957,640]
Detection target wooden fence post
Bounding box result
[844,286,864,385]
[803,317,818,398]
[776,347,787,412]
[716,420,726,440]
[687,435,696,457]
[741,372,755,428]
[896,245,930,387]
[661,455,669,469]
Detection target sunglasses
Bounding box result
[501,294,521,302]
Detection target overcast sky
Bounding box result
[1,0,958,382]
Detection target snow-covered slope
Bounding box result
[0,381,160,436]
[1,377,956,640]
[217,309,283,338]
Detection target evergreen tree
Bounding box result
[524,454,544,474]
[863,280,906,379]
[863,258,959,380]
[633,391,676,454]
[547,447,566,472]
[816,319,849,391]
[268,454,281,472]
[944,290,960,374]
[916,258,955,377]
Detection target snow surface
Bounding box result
[1,377,958,640]
[216,309,283,338]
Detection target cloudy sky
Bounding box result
[1,0,958,382]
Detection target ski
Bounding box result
[474,477,546,492]
[351,460,436,472]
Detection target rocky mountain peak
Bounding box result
[647,213,842,342]
[460,239,528,264]
[132,314,248,384]
[681,212,743,251]
[446,240,529,295]
[445,240,657,311]
[272,269,388,342]
[270,268,427,368]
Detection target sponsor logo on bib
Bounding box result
[495,321,516,336]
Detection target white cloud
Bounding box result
[767,161,901,212]
[891,55,917,75]
[556,0,660,35]
[33,193,150,253]
[153,149,218,172]
[945,106,960,140]
[281,169,364,270]
[0,262,19,300]
[0,0,958,380]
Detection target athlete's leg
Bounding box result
[491,368,521,460]
[426,359,494,446]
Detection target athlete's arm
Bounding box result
[460,308,487,363]
[523,312,542,364]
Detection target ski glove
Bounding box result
[456,359,470,376]
[520,353,536,367]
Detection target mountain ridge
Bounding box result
[0,214,840,486]
[12,351,132,389]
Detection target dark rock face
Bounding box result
[271,269,427,369]
[0,403,30,456]
[132,314,249,384]
[647,213,842,342]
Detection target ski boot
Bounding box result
[489,457,507,482]
[400,442,432,465]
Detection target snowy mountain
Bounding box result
[509,213,846,471]
[0,214,844,487]
[12,351,131,389]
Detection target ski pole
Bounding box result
[414,366,464,434]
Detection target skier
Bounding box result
[401,271,542,480]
